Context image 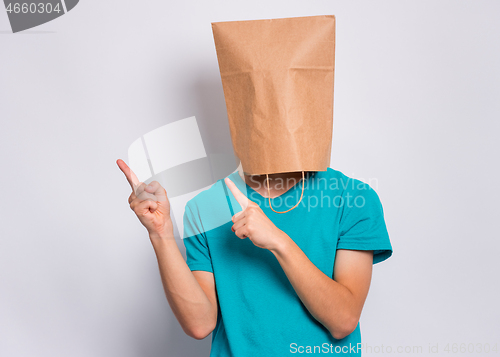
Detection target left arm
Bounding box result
[271,236,373,340]
[224,177,374,340]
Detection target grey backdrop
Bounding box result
[1,1,499,356]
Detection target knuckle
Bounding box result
[149,180,159,188]
[131,200,144,214]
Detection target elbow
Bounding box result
[186,328,211,340]
[331,329,352,340]
[183,321,216,340]
[329,315,359,340]
[180,304,217,340]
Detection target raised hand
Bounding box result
[117,159,174,239]
[224,177,289,251]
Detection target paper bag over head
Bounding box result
[212,15,336,176]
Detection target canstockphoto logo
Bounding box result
[3,0,79,33]
[127,116,238,239]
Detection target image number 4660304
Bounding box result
[3,0,79,33]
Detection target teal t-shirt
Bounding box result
[182,167,393,357]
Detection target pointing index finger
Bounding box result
[224,177,250,211]
[116,159,140,191]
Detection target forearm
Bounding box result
[270,236,358,339]
[150,233,216,338]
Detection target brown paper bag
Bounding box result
[212,15,336,176]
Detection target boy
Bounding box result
[117,14,392,356]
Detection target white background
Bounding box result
[1,1,499,356]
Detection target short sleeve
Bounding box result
[337,179,393,264]
[182,203,214,273]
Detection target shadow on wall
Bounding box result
[189,70,238,182]
[129,71,235,357]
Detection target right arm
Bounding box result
[116,159,217,340]
[151,233,217,340]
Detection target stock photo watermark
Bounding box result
[289,342,499,354]
[126,116,384,237]
[248,174,379,212]
[3,0,79,33]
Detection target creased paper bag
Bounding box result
[212,15,336,175]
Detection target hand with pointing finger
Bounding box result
[224,177,290,252]
[116,159,174,240]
